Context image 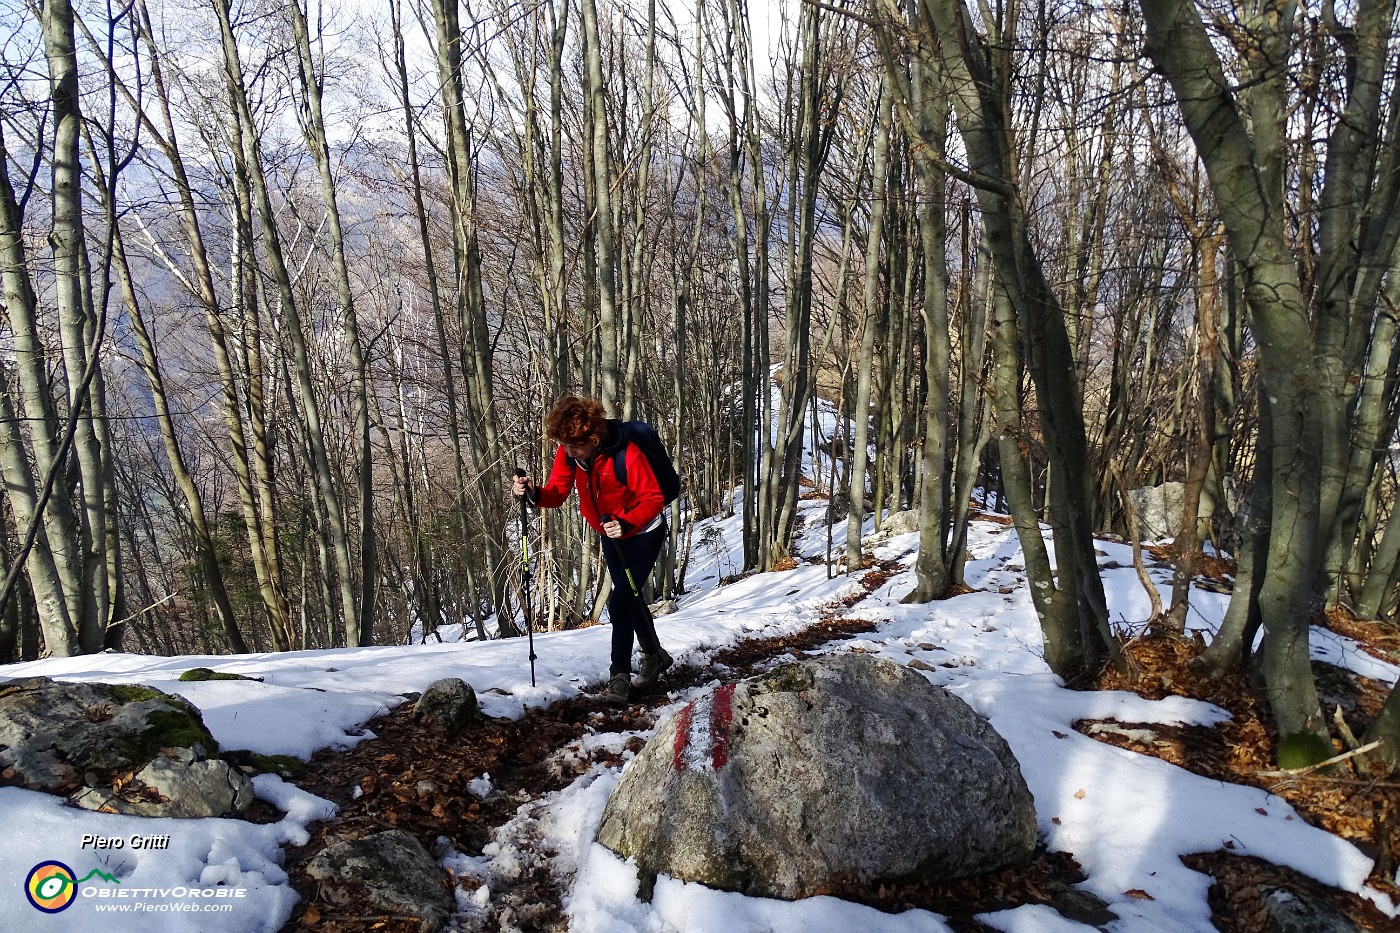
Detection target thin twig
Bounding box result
[108,591,178,629]
[1256,740,1383,779]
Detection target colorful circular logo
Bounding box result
[25,861,78,913]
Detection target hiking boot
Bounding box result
[633,648,674,690]
[598,673,631,705]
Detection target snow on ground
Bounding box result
[3,497,1398,932]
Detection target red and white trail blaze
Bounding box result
[672,683,736,774]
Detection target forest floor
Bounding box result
[274,542,1400,933]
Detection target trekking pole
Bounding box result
[602,514,651,614]
[515,469,538,687]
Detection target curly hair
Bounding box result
[545,395,607,445]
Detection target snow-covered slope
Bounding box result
[2,497,1395,931]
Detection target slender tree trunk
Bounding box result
[125,0,293,648]
[427,0,513,635]
[40,0,115,652]
[906,51,953,603]
[0,120,80,655]
[847,88,892,572]
[105,177,247,653]
[948,200,994,585]
[580,0,622,409]
[212,0,357,644]
[386,0,486,641]
[288,0,375,646]
[1141,0,1334,749]
[1165,229,1225,635]
[876,0,1122,677]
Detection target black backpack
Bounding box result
[608,420,682,505]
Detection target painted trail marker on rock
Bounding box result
[597,654,1038,900]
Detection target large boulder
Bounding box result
[1126,479,1239,540]
[882,509,921,536]
[0,675,252,818]
[1126,482,1188,539]
[306,830,453,933]
[597,654,1036,899]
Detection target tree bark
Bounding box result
[288,0,375,647]
[1140,0,1332,747]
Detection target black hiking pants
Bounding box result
[601,522,667,676]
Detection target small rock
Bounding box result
[306,830,452,933]
[1260,885,1362,933]
[413,678,482,737]
[881,509,921,535]
[177,668,260,682]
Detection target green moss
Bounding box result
[760,663,813,694]
[178,667,255,682]
[125,705,218,760]
[222,748,306,778]
[251,753,305,778]
[109,684,163,703]
[1277,731,1334,771]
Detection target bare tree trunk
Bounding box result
[580,0,622,409]
[288,0,375,646]
[986,273,1068,665]
[40,0,117,652]
[906,50,954,603]
[1141,0,1332,749]
[948,199,994,585]
[427,0,513,636]
[762,0,841,567]
[875,0,1122,678]
[100,162,247,654]
[211,0,357,645]
[0,119,80,656]
[714,0,766,570]
[1164,229,1225,635]
[386,0,486,641]
[123,0,294,648]
[847,87,891,572]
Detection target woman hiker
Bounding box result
[513,396,674,704]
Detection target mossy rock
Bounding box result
[0,678,219,794]
[93,695,220,768]
[179,667,258,682]
[89,688,219,765]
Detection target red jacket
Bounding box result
[536,433,665,538]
